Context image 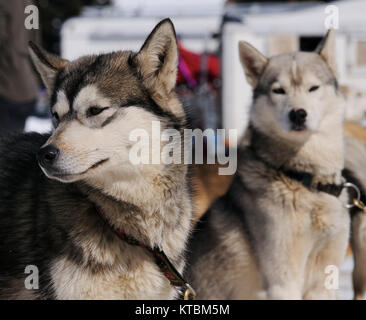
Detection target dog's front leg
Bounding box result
[303,206,350,300]
[260,257,305,300]
[302,233,348,300]
[250,211,308,300]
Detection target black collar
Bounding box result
[282,169,344,198]
[249,146,344,198]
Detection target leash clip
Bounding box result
[343,181,361,209]
[183,283,196,300]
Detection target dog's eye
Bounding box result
[87,106,109,117]
[309,86,319,92]
[272,88,286,94]
[52,112,59,121]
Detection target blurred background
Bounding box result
[2,0,365,138]
[1,0,365,299]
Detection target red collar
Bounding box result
[95,205,195,300]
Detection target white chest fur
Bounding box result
[50,247,178,300]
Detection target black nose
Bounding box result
[37,145,59,167]
[289,109,307,126]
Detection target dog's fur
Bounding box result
[343,134,366,300]
[0,19,193,299]
[186,30,350,299]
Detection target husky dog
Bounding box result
[186,30,350,299]
[0,19,193,299]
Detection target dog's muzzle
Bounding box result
[37,145,60,169]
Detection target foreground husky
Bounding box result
[0,19,193,299]
[187,30,350,299]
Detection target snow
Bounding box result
[339,257,354,300]
[24,116,52,134]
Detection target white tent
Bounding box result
[61,0,225,60]
[242,0,365,36]
[112,0,225,17]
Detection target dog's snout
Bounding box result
[289,109,307,126]
[38,145,59,167]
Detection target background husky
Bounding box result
[186,30,350,300]
[189,126,366,300]
[0,19,193,299]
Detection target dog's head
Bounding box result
[30,19,184,183]
[239,30,343,142]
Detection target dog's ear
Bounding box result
[238,41,268,87]
[28,41,69,94]
[135,18,178,95]
[316,29,337,76]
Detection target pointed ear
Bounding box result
[28,41,69,94]
[238,41,268,88]
[135,19,178,94]
[315,29,337,76]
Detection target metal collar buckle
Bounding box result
[343,181,361,209]
[183,283,196,300]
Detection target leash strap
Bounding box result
[95,206,196,300]
[352,198,366,212]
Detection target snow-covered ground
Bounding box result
[339,257,354,300]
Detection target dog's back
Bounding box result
[343,134,366,300]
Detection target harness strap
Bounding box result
[95,206,196,300]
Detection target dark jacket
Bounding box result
[0,0,39,103]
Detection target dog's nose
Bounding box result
[37,145,59,167]
[289,109,307,126]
